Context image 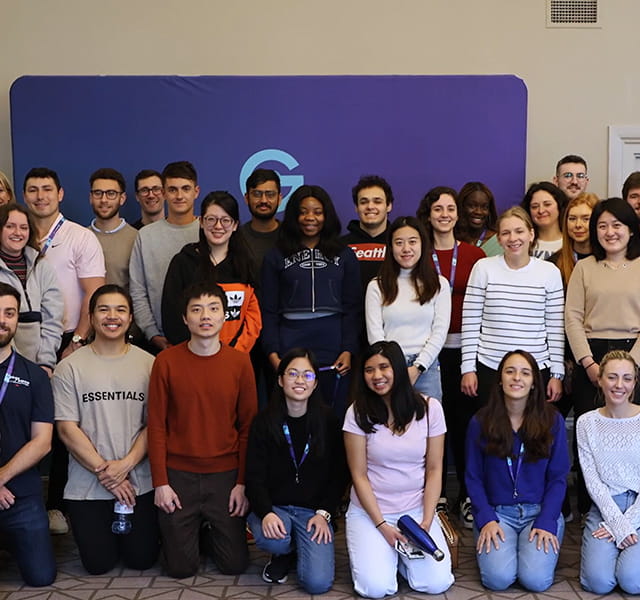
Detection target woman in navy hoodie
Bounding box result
[261,185,361,416]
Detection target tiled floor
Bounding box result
[0,509,632,600]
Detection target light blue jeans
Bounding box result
[247,505,334,594]
[474,503,564,592]
[581,490,640,594]
[406,354,442,401]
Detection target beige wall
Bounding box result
[1,0,637,197]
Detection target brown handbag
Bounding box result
[436,509,460,569]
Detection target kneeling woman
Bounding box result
[578,350,640,595]
[465,350,569,592]
[53,285,159,574]
[246,348,347,594]
[343,341,454,598]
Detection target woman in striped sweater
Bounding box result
[460,206,565,405]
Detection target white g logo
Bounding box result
[239,149,304,212]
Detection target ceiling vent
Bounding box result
[546,0,601,28]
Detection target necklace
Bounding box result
[603,261,628,270]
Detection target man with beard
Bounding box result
[241,169,282,269]
[0,283,56,586]
[88,168,138,291]
[553,155,589,201]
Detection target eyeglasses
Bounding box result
[284,369,316,382]
[90,189,122,200]
[137,186,163,196]
[203,216,235,229]
[560,172,587,180]
[249,189,279,200]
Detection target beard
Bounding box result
[0,328,15,348]
[94,205,120,221]
[249,205,278,221]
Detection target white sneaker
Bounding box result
[460,498,474,530]
[48,509,69,535]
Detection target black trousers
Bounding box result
[67,490,159,575]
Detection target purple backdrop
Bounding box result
[10,75,527,227]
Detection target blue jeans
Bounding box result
[248,505,334,594]
[0,493,56,586]
[406,354,442,401]
[581,491,640,594]
[474,503,564,592]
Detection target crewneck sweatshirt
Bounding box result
[365,270,451,369]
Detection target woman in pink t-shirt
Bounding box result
[343,341,454,598]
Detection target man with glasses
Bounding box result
[242,169,282,269]
[88,168,138,292]
[553,155,589,201]
[132,170,165,230]
[148,280,257,578]
[23,166,106,535]
[129,161,200,353]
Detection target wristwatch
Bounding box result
[550,372,564,381]
[315,509,331,523]
[414,362,426,373]
[71,334,85,345]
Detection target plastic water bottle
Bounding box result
[111,501,133,535]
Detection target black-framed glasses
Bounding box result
[137,186,163,196]
[203,216,235,229]
[90,189,122,200]
[560,172,587,180]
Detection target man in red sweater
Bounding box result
[148,281,257,578]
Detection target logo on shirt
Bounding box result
[225,290,245,322]
[348,243,386,261]
[82,391,145,402]
[7,375,30,387]
[283,248,340,270]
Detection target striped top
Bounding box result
[461,255,565,373]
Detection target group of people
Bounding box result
[0,154,638,596]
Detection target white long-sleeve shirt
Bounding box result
[365,270,451,369]
[460,255,564,374]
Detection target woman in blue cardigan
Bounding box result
[465,349,569,592]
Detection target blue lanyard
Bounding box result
[432,242,458,291]
[506,442,525,499]
[0,350,16,409]
[282,422,310,484]
[475,229,487,247]
[40,217,65,257]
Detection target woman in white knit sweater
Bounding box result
[365,216,451,399]
[577,350,640,594]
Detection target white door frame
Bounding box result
[608,125,640,197]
